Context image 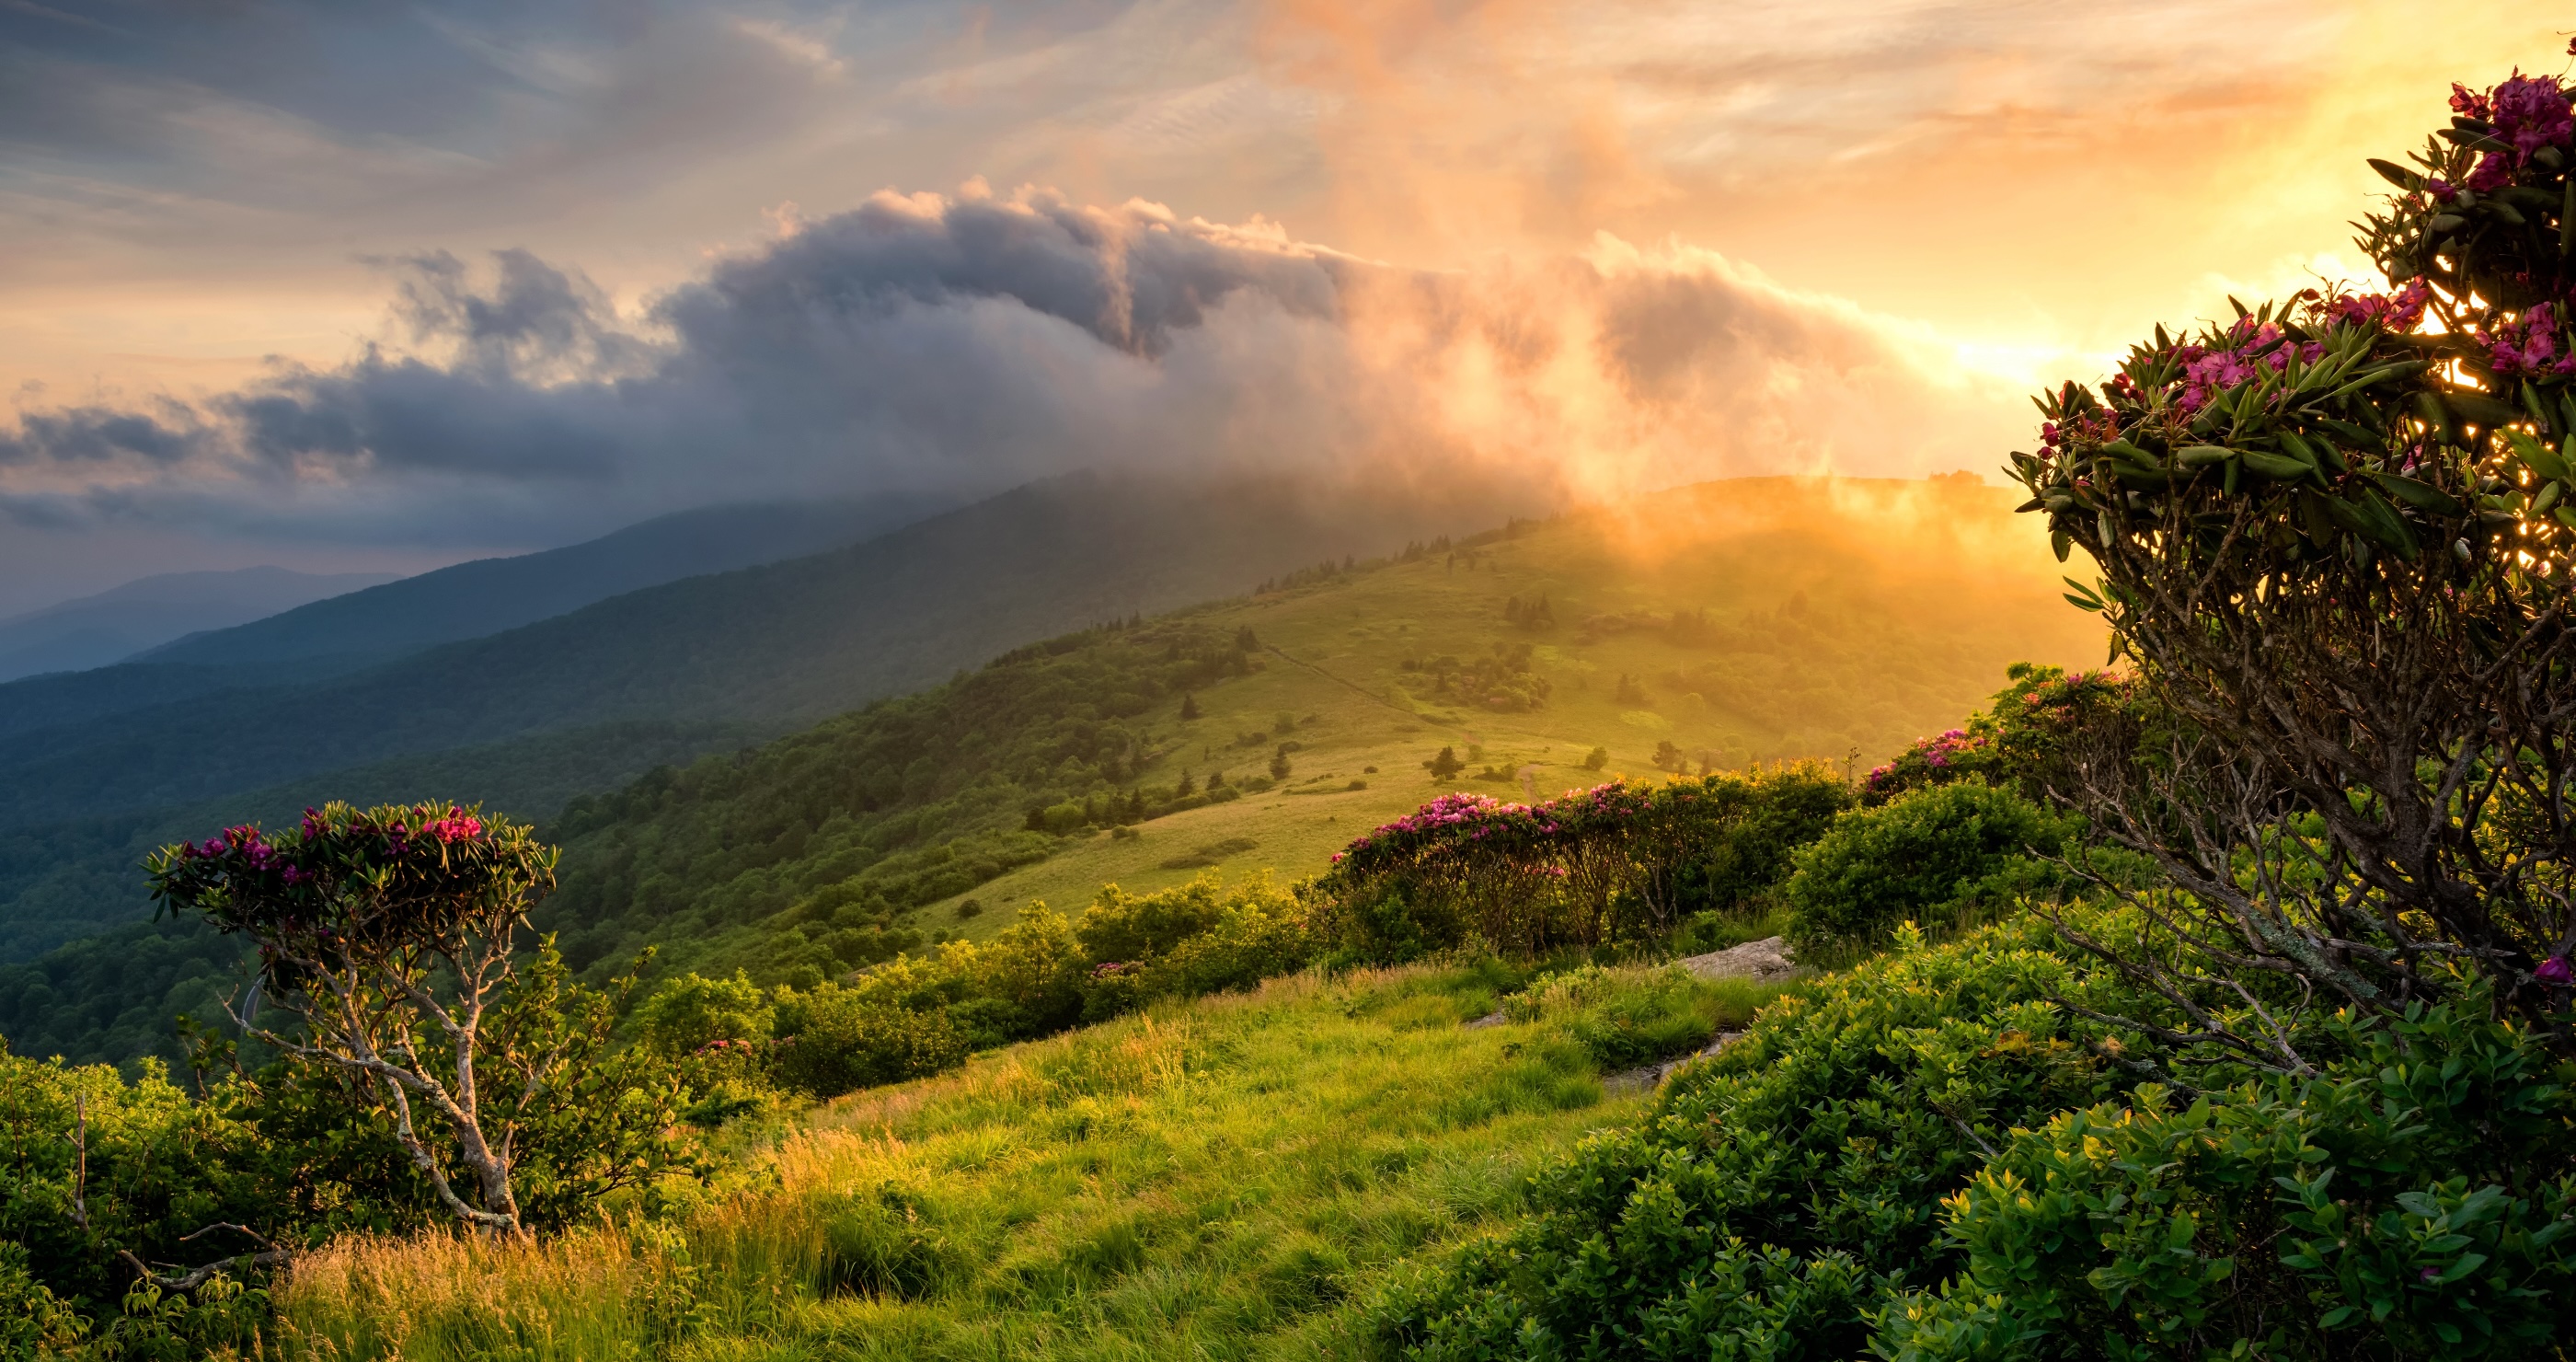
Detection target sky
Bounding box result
[1,0,2568,615]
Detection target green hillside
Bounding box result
[0,470,1505,964]
[0,475,2094,1068]
[536,475,2099,988]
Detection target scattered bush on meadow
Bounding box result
[145,802,696,1240]
[643,874,1316,1101]
[1316,765,1851,959]
[1783,781,2077,952]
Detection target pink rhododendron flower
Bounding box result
[2489,73,2573,164]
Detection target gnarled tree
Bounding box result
[2008,67,2576,1054]
[147,802,638,1236]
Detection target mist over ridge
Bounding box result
[1,183,2030,588]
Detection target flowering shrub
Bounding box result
[147,802,694,1236]
[1863,664,2143,807]
[2008,55,2576,1035]
[1317,765,1851,959]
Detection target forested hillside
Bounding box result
[0,471,1499,966]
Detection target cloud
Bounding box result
[0,181,2031,548]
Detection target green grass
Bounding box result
[923,478,2102,943]
[274,958,1791,1361]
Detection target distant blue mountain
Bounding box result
[138,494,953,676]
[0,494,950,744]
[0,567,398,683]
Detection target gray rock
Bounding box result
[1677,936,1800,984]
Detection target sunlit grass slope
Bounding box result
[275,959,1787,1361]
[927,476,2100,940]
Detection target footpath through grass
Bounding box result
[275,959,1787,1361]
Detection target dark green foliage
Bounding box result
[1784,782,2076,952]
[1412,642,1550,711]
[1886,983,2576,1359]
[535,618,1263,989]
[771,985,970,1098]
[0,917,244,1070]
[1374,915,2127,1360]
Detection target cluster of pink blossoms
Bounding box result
[1863,728,1992,798]
[2173,320,2325,414]
[2477,302,2576,378]
[175,824,314,884]
[2312,280,2431,332]
[427,814,485,843]
[1331,784,1625,865]
[2453,74,2575,193]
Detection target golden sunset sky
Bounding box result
[0,0,2564,607]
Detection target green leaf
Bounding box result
[2369,157,2419,190]
[2507,429,2572,481]
[2240,450,2316,480]
[2372,472,2464,516]
[2447,391,2524,429]
[2349,488,2420,556]
[2176,445,2236,467]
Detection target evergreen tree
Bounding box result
[1270,744,1294,781]
[1422,746,1466,781]
[1179,692,1201,721]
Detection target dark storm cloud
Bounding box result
[678,190,1349,358]
[0,182,2022,549]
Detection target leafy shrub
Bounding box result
[1784,781,2074,952]
[1078,875,1313,1021]
[1078,880,1232,964]
[1882,982,2576,1360]
[637,970,775,1056]
[935,907,1087,1043]
[1374,915,2130,1360]
[770,983,968,1098]
[1862,664,2134,808]
[2005,58,2576,1034]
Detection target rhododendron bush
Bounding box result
[2010,64,2576,1046]
[147,802,691,1237]
[1316,765,1850,956]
